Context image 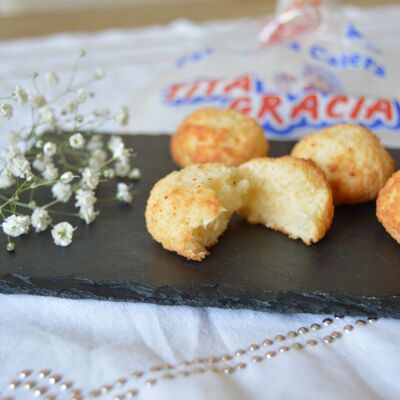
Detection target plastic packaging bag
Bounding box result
[132,1,400,147]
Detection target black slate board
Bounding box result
[1,134,400,317]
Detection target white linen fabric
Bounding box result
[0,6,400,400]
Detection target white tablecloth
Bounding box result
[1,6,400,400]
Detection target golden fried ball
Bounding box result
[377,170,400,244]
[291,124,395,205]
[145,164,249,261]
[171,108,269,167]
[238,156,334,245]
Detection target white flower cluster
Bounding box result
[0,50,140,252]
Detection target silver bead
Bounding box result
[150,365,163,372]
[249,344,260,351]
[279,346,290,353]
[24,380,36,390]
[20,370,32,379]
[194,357,205,364]
[251,355,263,363]
[331,331,342,339]
[323,335,334,343]
[163,372,175,380]
[356,319,367,326]
[275,335,285,341]
[368,317,378,323]
[335,315,344,319]
[207,356,218,363]
[8,380,20,390]
[344,324,354,332]
[38,369,51,379]
[236,362,247,370]
[263,339,273,346]
[48,375,61,384]
[145,379,157,387]
[311,323,321,330]
[70,390,82,398]
[235,349,246,356]
[2,397,14,400]
[266,351,276,359]
[180,360,192,366]
[131,371,143,379]
[223,366,235,374]
[116,378,127,386]
[101,384,113,393]
[179,371,191,377]
[221,354,232,361]
[287,331,298,338]
[44,396,56,400]
[164,364,173,370]
[292,343,304,350]
[89,389,102,397]
[298,327,309,334]
[60,381,73,391]
[113,396,124,400]
[306,339,318,346]
[323,318,333,325]
[125,389,138,398]
[193,367,205,374]
[33,387,47,397]
[210,366,220,374]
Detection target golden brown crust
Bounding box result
[291,124,395,205]
[376,170,400,244]
[171,108,269,167]
[238,156,334,245]
[145,164,249,261]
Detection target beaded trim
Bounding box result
[1,316,377,400]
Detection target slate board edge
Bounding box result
[1,273,399,317]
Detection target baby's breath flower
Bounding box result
[7,131,21,144]
[32,153,51,173]
[14,85,28,105]
[93,106,110,117]
[79,205,99,224]
[46,71,59,86]
[117,182,132,203]
[94,68,106,80]
[35,140,44,149]
[52,182,72,203]
[103,168,115,179]
[6,242,15,252]
[75,188,97,209]
[40,106,58,128]
[108,136,123,154]
[75,115,84,123]
[87,135,103,152]
[116,106,129,126]
[0,102,13,119]
[60,171,74,183]
[0,169,15,189]
[51,222,74,247]
[2,215,30,237]
[31,95,47,109]
[43,142,57,157]
[42,163,59,181]
[114,161,130,177]
[76,88,87,103]
[31,208,51,232]
[63,99,78,114]
[128,167,141,181]
[89,148,107,170]
[7,155,31,179]
[82,168,99,190]
[69,133,85,149]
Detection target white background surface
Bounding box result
[1,6,400,399]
